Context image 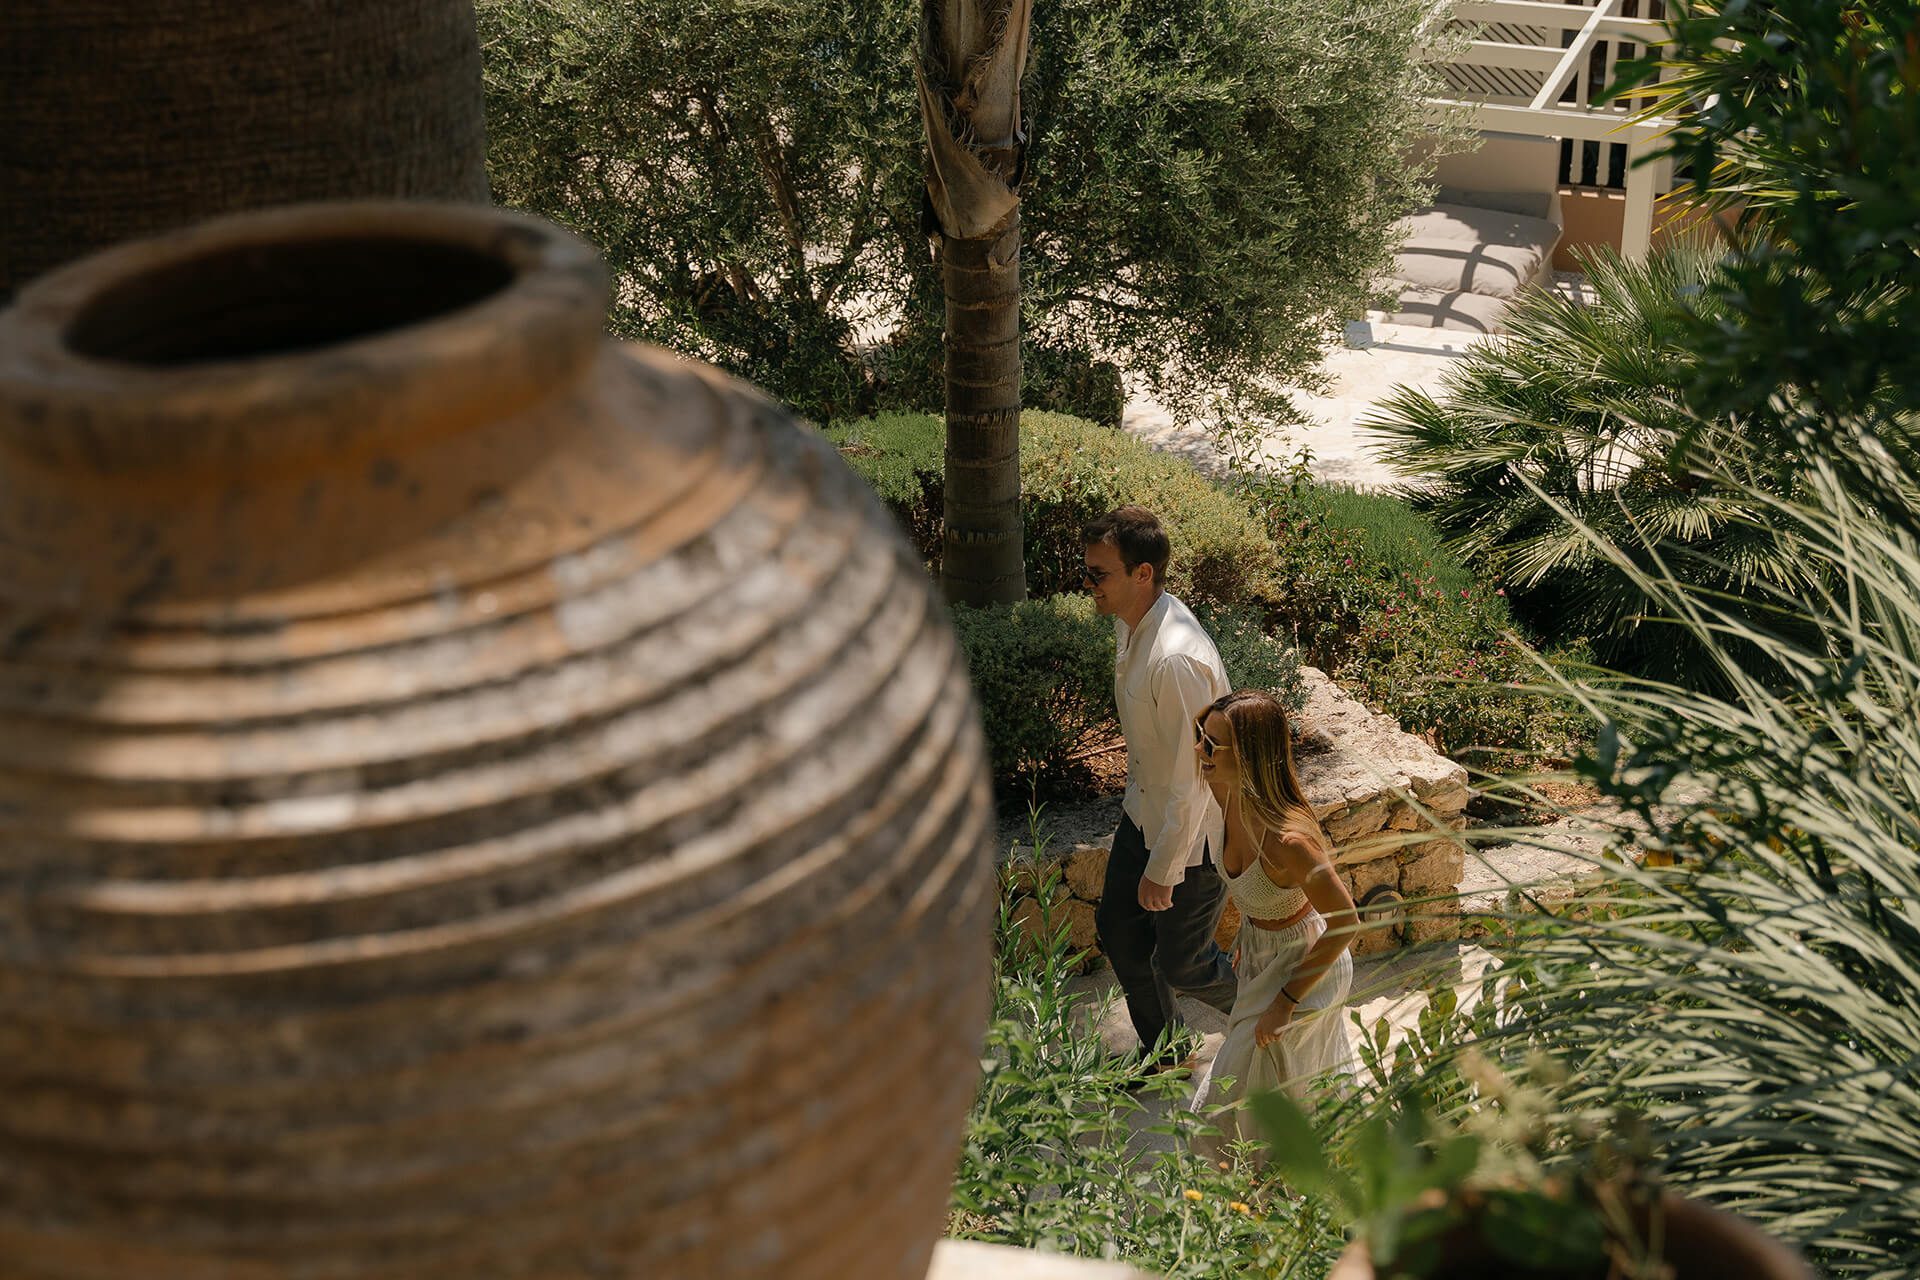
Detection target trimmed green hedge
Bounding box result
[833,409,1583,782]
[949,595,1116,787]
[826,411,1279,612]
[950,596,1304,790]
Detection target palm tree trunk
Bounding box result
[940,211,1026,603]
[918,0,1032,605]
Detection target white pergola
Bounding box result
[1424,0,1679,258]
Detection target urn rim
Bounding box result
[0,201,609,473]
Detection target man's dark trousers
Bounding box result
[1095,814,1239,1058]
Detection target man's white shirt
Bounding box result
[1115,592,1230,887]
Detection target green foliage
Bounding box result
[1315,484,1473,597]
[828,411,1281,611]
[825,410,944,508]
[1335,581,1590,770]
[1019,413,1281,609]
[832,409,1584,774]
[1612,0,1919,428]
[1372,9,1920,1269]
[1230,460,1400,665]
[1456,439,1920,1277]
[1257,1065,1665,1280]
[1011,0,1448,425]
[949,595,1115,790]
[478,0,1445,424]
[948,597,1304,793]
[1197,603,1307,715]
[1220,453,1589,768]
[478,0,906,422]
[951,813,1343,1276]
[1366,244,1813,691]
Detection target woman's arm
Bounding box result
[1253,833,1358,1047]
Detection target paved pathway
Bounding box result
[1120,321,1479,491]
[1122,271,1599,491]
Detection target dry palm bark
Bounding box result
[917,0,1033,605]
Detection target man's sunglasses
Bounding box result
[1080,564,1112,586]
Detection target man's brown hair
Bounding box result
[1082,505,1170,586]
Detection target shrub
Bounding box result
[1225,454,1590,769]
[1020,413,1282,610]
[1197,602,1308,715]
[1365,244,1814,692]
[1334,579,1590,770]
[949,594,1115,789]
[1315,484,1471,596]
[1448,432,1920,1278]
[835,411,1585,776]
[1377,6,1920,1270]
[828,411,1281,612]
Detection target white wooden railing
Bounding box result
[1422,0,1678,257]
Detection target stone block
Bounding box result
[1344,886,1405,955]
[1347,856,1400,899]
[1323,796,1393,843]
[1385,802,1423,832]
[1064,898,1100,957]
[1336,830,1403,868]
[1403,900,1463,946]
[1003,851,1067,900]
[1003,668,1477,961]
[1063,842,1111,900]
[1399,839,1467,899]
[1351,924,1399,958]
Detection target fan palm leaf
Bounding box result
[1366,243,1813,689]
[1436,427,1920,1276]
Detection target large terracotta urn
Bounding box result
[0,203,994,1278]
[0,2,490,298]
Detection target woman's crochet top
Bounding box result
[1223,803,1322,920]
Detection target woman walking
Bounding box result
[1189,689,1357,1149]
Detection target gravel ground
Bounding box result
[993,792,1126,860]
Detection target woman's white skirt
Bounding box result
[1189,910,1355,1154]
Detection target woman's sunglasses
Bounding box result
[1193,718,1224,758]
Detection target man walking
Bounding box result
[1084,505,1237,1071]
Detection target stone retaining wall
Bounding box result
[1009,668,1471,963]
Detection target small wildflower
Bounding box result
[1230,1201,1253,1215]
[1218,1161,1231,1171]
[1495,588,1506,596]
[1183,1188,1204,1202]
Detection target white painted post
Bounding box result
[1620,134,1656,259]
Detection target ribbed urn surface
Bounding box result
[0,203,994,1279]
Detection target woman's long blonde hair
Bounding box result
[1205,689,1318,841]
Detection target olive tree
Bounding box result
[480,0,1441,429]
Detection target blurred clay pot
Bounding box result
[1327,1189,1814,1280]
[0,202,994,1279]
